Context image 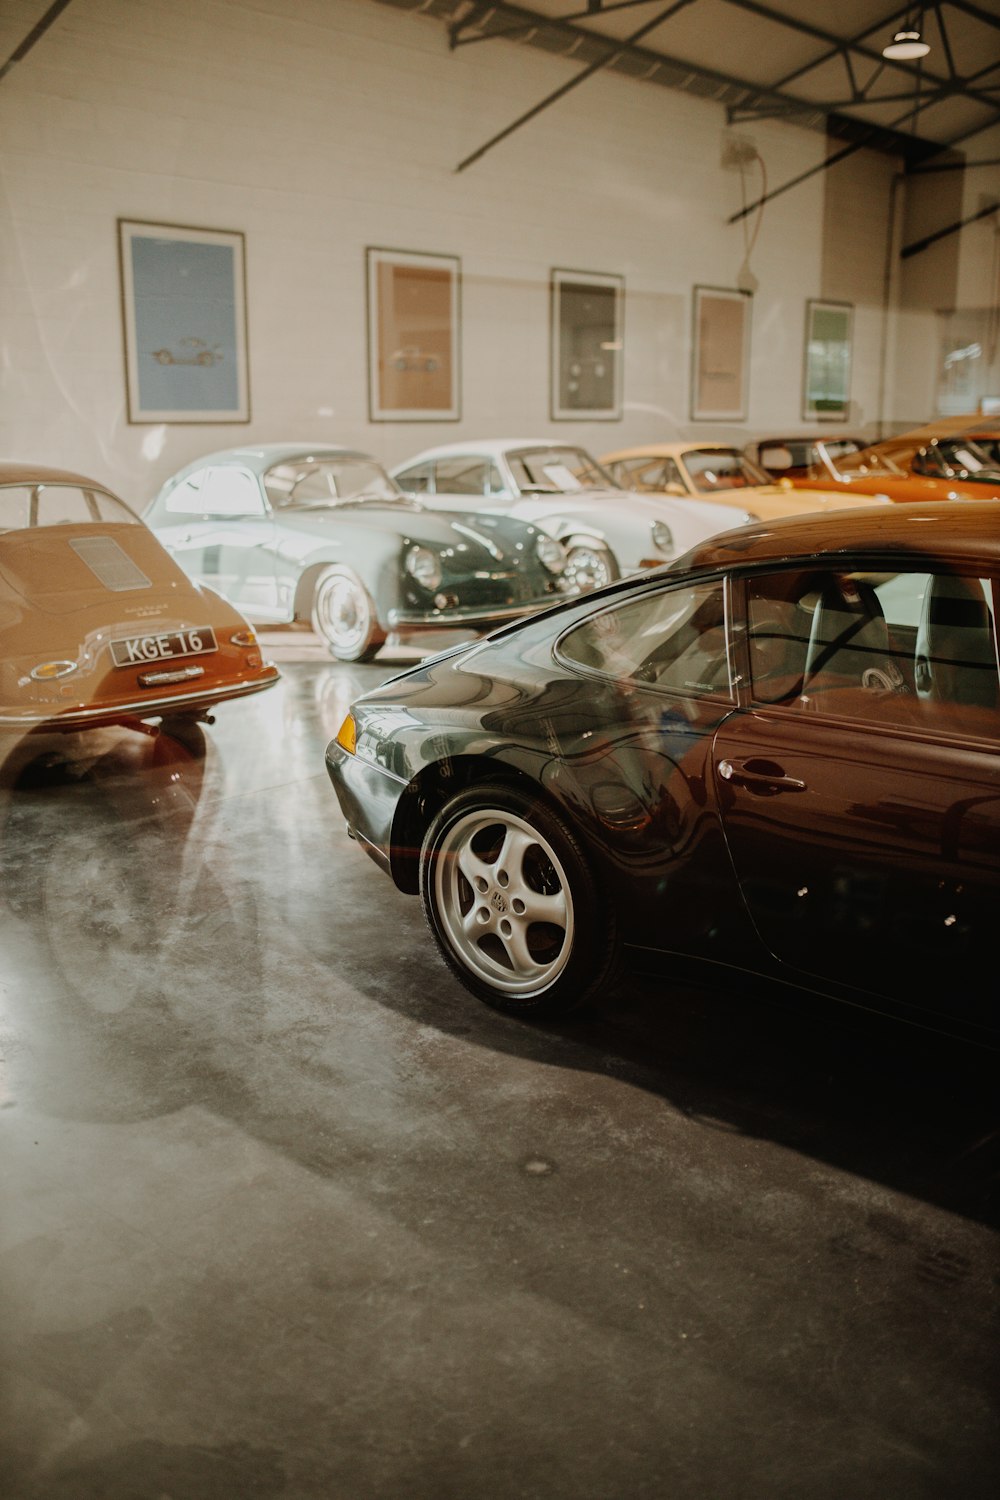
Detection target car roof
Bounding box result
[170,443,374,474]
[679,500,1000,573]
[748,436,867,448]
[599,442,749,460]
[394,439,598,465]
[886,415,1000,444]
[0,463,120,489]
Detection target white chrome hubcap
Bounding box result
[433,808,573,995]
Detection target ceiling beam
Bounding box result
[0,0,75,86]
[745,0,1000,118]
[450,0,662,48]
[901,196,1000,258]
[455,0,696,171]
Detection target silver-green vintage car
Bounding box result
[144,444,569,660]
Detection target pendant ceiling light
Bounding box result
[883,9,931,59]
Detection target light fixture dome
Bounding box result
[882,28,930,60]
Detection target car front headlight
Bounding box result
[535,533,566,574]
[405,544,442,591]
[651,520,674,555]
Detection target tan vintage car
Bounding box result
[599,441,891,520]
[0,463,279,734]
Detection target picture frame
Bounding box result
[803,299,853,422]
[550,268,623,420]
[117,219,250,424]
[691,286,751,422]
[366,247,461,421]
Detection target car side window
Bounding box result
[558,579,733,700]
[615,458,683,492]
[164,467,211,515]
[200,467,267,517]
[434,457,490,495]
[165,466,265,518]
[748,569,914,712]
[395,464,433,495]
[747,568,1000,737]
[485,463,509,498]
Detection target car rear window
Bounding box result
[0,483,140,531]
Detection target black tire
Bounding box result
[418,780,619,1018]
[562,540,618,593]
[311,565,385,662]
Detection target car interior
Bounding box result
[747,570,1000,728]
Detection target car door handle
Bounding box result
[718,758,806,792]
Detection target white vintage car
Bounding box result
[391,439,750,590]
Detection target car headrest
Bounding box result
[803,576,901,691]
[915,574,998,707]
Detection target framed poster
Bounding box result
[367,248,461,421]
[117,219,250,424]
[551,268,623,420]
[803,299,853,421]
[691,286,751,421]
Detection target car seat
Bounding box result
[802,576,907,694]
[914,574,999,709]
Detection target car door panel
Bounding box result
[713,706,1000,1029]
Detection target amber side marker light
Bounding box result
[30,660,79,681]
[336,713,357,754]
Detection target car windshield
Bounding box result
[682,449,769,492]
[507,447,618,493]
[263,458,408,509]
[0,482,140,532]
[826,444,905,478]
[912,439,1000,481]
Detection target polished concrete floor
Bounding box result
[1,627,998,1499]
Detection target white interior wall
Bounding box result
[0,0,987,506]
[956,119,1000,409]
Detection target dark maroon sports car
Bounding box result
[326,501,1000,1048]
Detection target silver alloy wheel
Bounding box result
[431,807,574,995]
[563,544,615,592]
[312,567,378,660]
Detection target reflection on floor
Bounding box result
[1,640,998,1499]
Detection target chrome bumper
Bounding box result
[0,666,280,729]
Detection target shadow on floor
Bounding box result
[2,711,997,1235]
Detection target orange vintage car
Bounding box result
[746,433,996,503]
[0,463,279,733]
[867,416,1000,495]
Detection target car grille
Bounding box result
[69,536,152,591]
[418,570,555,609]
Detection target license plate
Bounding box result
[110,625,217,668]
